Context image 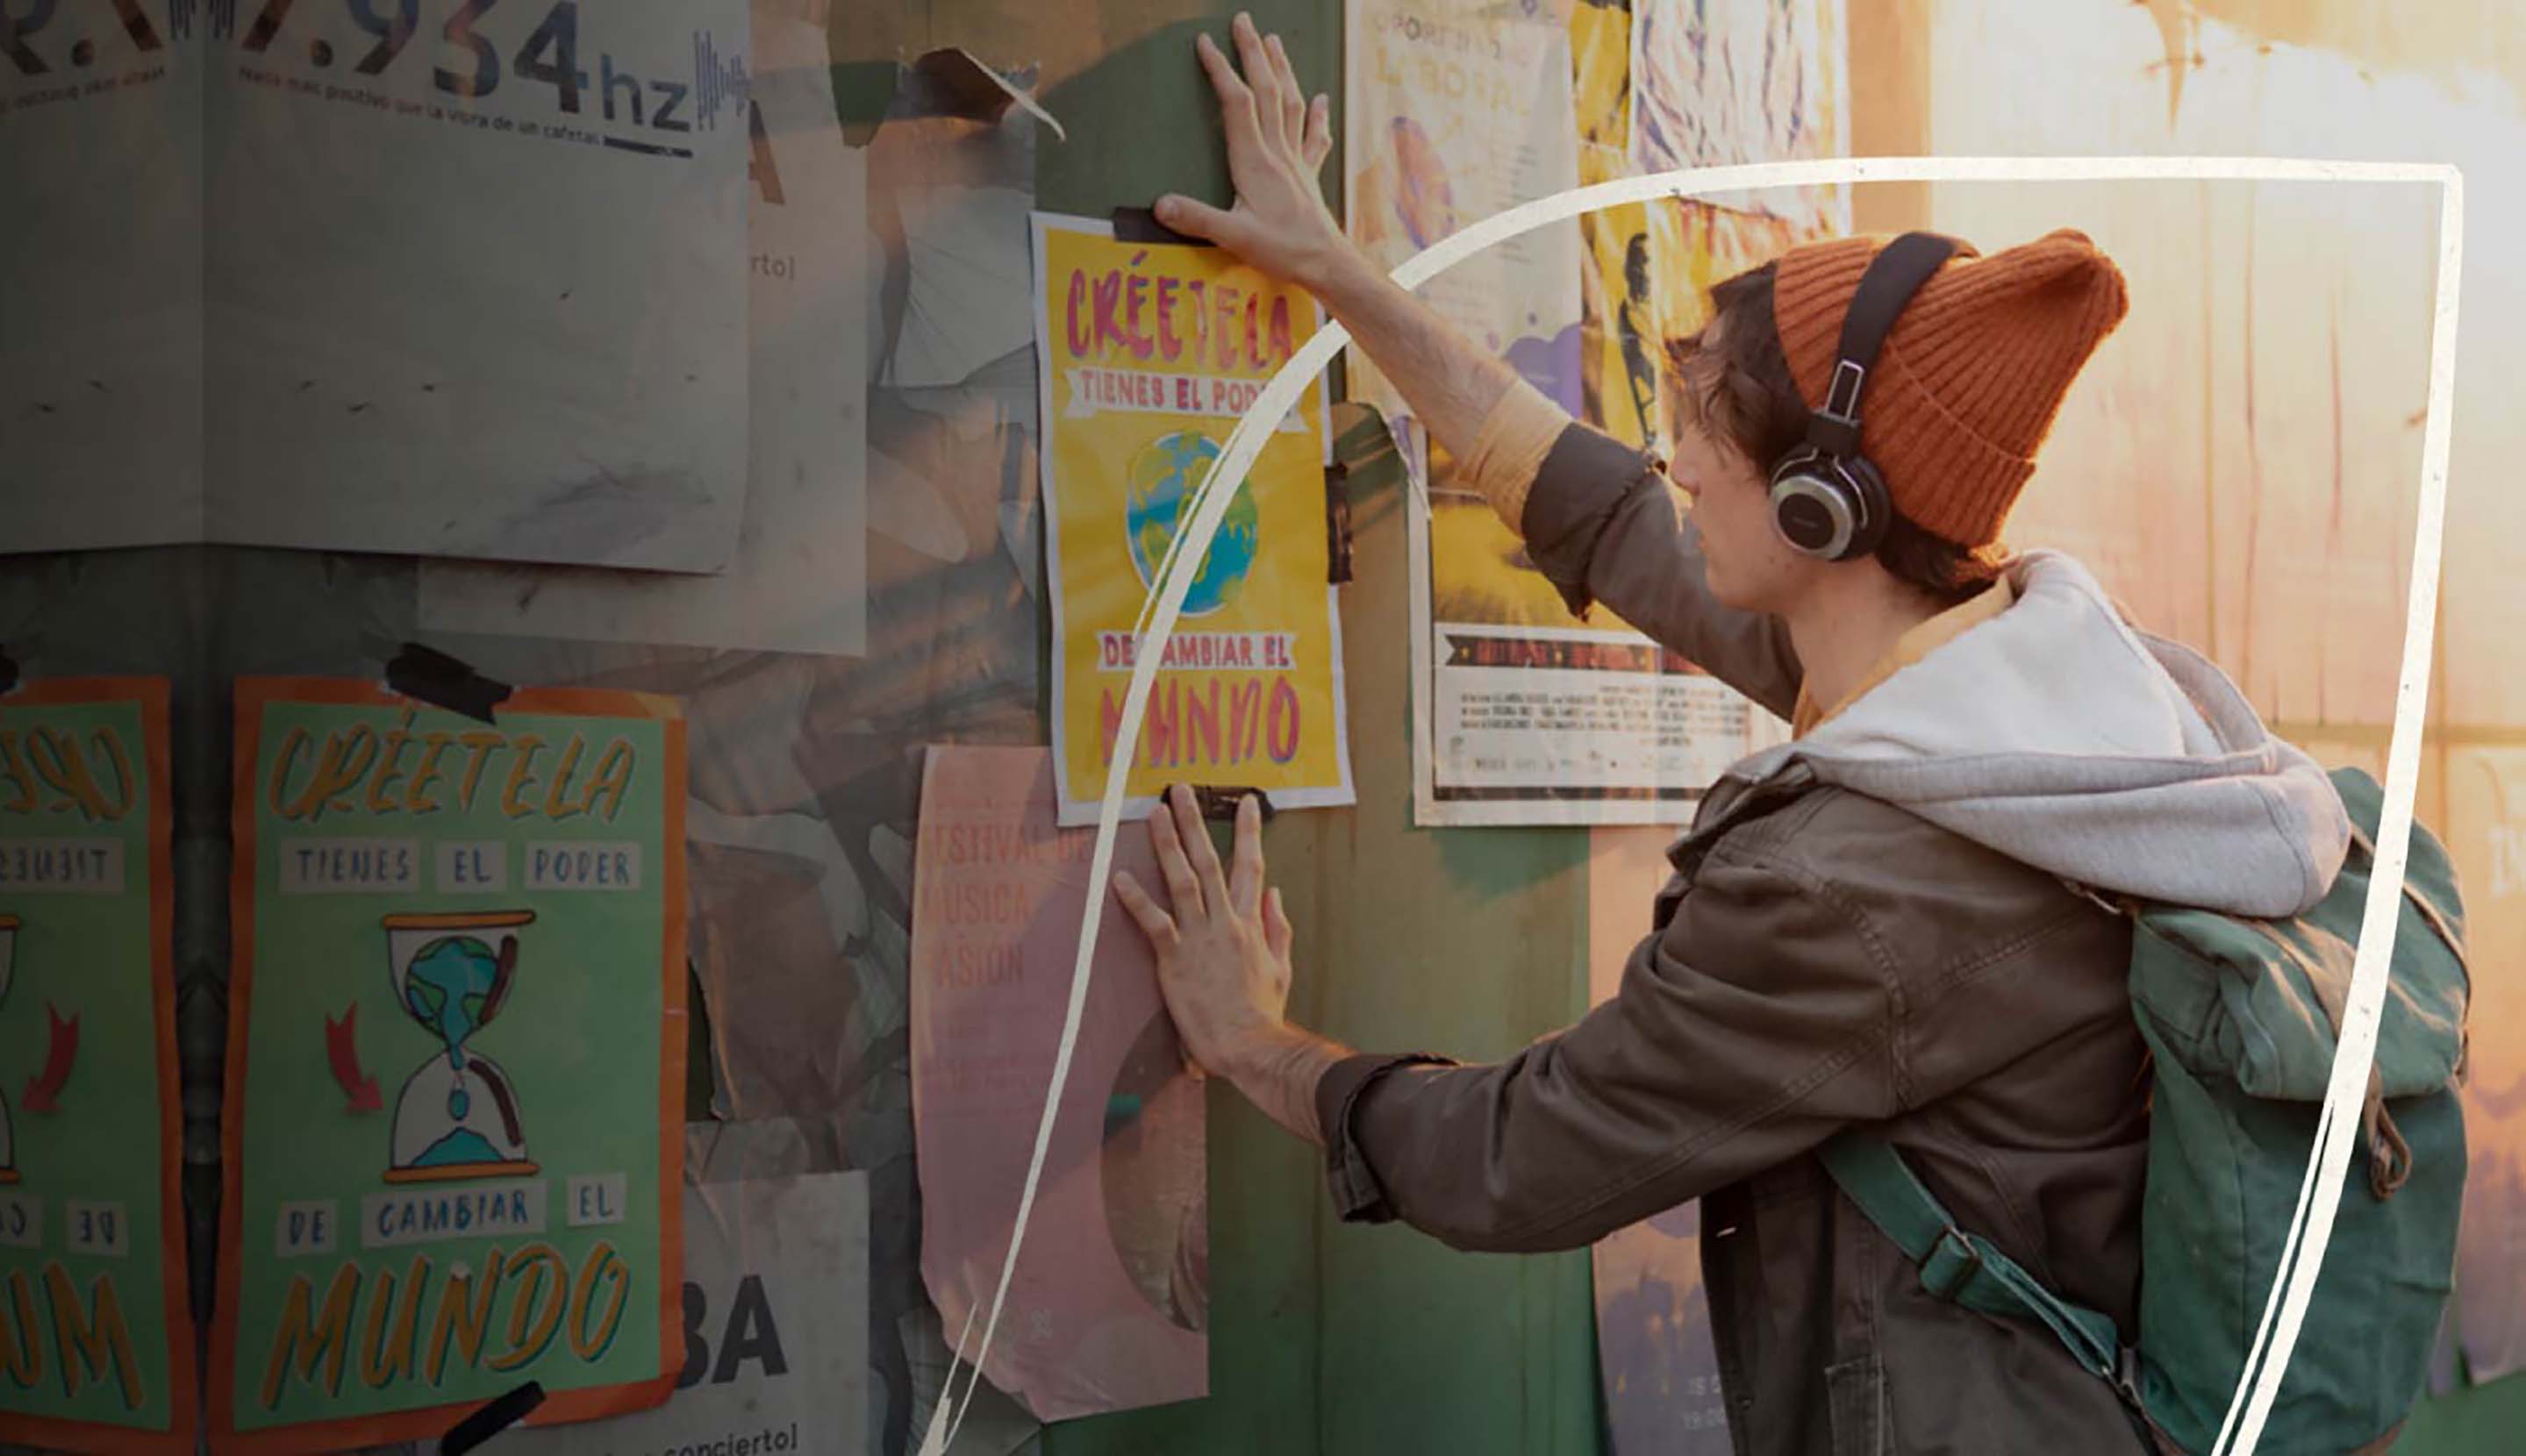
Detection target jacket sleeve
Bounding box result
[1456,377,1804,720]
[1313,846,1903,1253]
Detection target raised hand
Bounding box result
[1155,12,1356,292]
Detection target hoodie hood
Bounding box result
[1723,550,2351,917]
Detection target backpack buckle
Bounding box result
[1921,1226,1986,1300]
[2114,1346,2147,1410]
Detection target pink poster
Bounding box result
[911,746,1207,1420]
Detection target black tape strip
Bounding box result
[1324,463,1354,585]
[439,1380,545,1454]
[386,643,512,725]
[0,644,18,699]
[1190,785,1274,823]
[1113,205,1213,248]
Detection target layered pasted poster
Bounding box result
[1631,0,1851,234]
[1033,214,1353,826]
[0,680,192,1453]
[1380,0,1812,824]
[910,746,1205,1419]
[216,682,687,1452]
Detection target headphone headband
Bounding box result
[1767,231,1962,563]
[1804,232,1959,460]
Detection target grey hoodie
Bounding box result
[1721,549,2352,919]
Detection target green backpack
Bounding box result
[1821,767,2470,1454]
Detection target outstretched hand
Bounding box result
[1112,784,1294,1080]
[1156,13,1356,292]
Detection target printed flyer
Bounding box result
[214,681,688,1452]
[0,679,193,1453]
[419,1,871,657]
[204,0,751,571]
[911,746,1206,1420]
[0,4,204,553]
[1033,213,1353,826]
[1412,199,1802,826]
[1343,0,1584,419]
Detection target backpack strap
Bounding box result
[1818,1131,2136,1402]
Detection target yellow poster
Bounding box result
[1578,144,1662,453]
[1031,214,1354,825]
[1643,198,1813,388]
[1571,0,1634,152]
[1418,197,1812,826]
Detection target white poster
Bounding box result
[419,4,869,653]
[483,1124,870,1455]
[1342,0,1584,421]
[202,0,752,570]
[0,3,205,552]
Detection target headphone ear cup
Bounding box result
[1836,454,1893,561]
[1769,448,1863,560]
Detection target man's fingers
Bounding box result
[1170,782,1232,907]
[1196,30,1248,103]
[1302,93,1331,169]
[1113,872,1179,948]
[1156,193,1240,246]
[1148,802,1206,917]
[1264,887,1293,997]
[1196,31,1265,150]
[1267,34,1305,152]
[1227,792,1265,917]
[1233,12,1282,127]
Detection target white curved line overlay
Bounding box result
[921,154,2463,1456]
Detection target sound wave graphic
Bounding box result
[167,0,197,39]
[691,28,748,131]
[204,0,238,41]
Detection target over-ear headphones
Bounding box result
[1769,232,1961,561]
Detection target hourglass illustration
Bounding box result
[0,915,16,1184]
[380,910,538,1183]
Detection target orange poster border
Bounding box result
[210,678,687,1454]
[0,677,197,1455]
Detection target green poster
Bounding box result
[216,681,687,1453]
[0,678,190,1454]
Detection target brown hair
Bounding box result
[1665,261,2006,604]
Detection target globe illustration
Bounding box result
[1124,431,1260,617]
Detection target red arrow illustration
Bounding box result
[325,1003,383,1114]
[20,1006,77,1113]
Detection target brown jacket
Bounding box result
[1313,423,2157,1455]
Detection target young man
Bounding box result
[1108,15,2351,1452]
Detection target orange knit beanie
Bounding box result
[1771,228,2129,550]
